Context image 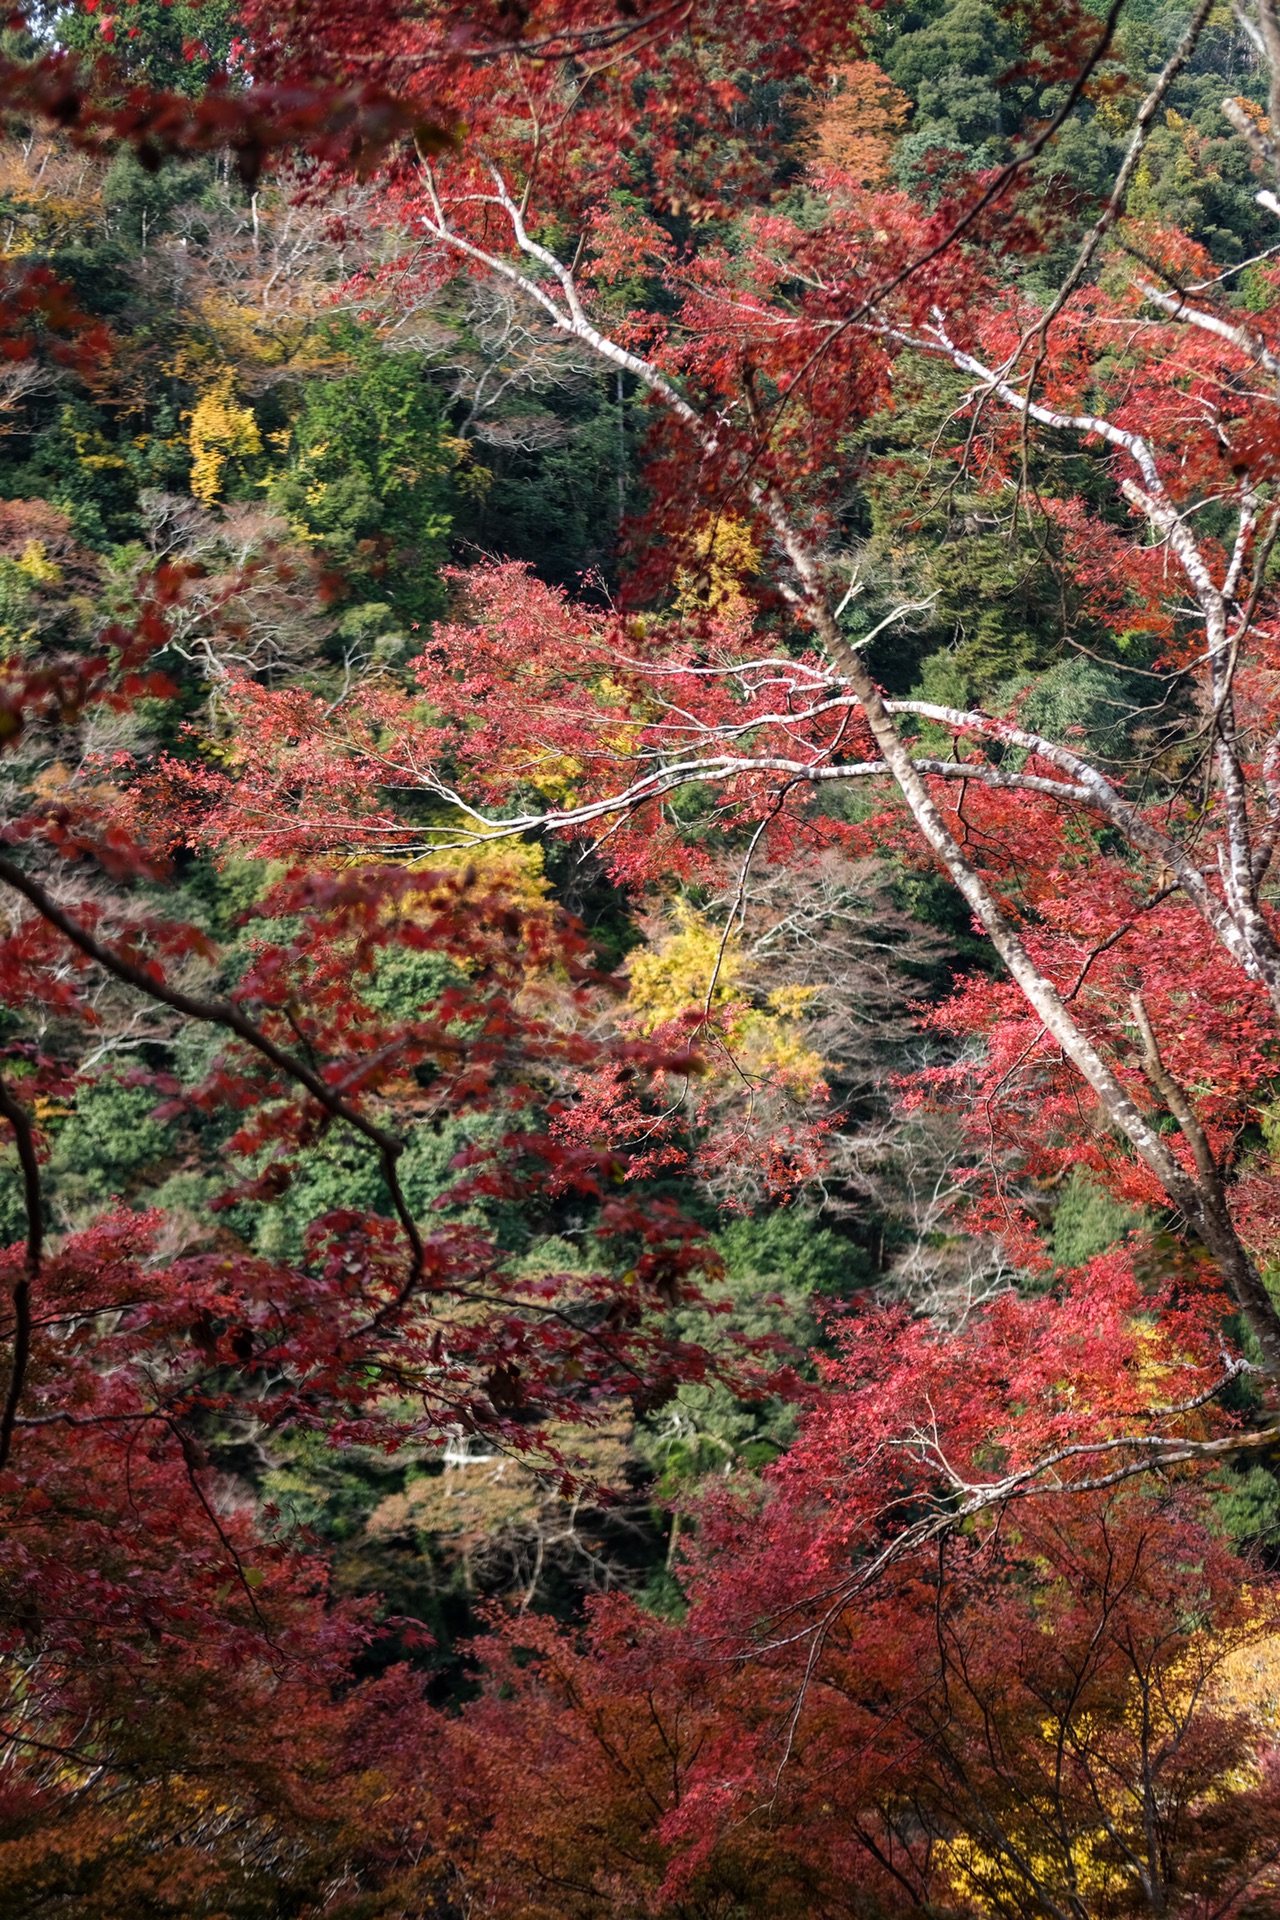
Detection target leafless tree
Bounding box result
[142,494,333,696]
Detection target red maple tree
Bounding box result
[199,0,1280,1379]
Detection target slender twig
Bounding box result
[0,1071,40,1471]
[1064,885,1179,1001]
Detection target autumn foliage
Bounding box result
[3,0,1280,1913]
[436,1293,1280,1917]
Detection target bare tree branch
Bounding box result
[0,1071,40,1471]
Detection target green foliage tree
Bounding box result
[48,0,238,92]
[272,327,455,626]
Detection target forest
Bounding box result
[7,0,1280,1913]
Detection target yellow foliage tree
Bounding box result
[187,371,263,505]
[672,516,761,615]
[627,904,825,1095]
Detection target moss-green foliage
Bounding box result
[361,944,459,1017]
[47,1072,176,1213]
[0,160,458,636]
[907,655,1133,770]
[83,872,524,1261]
[52,0,237,91]
[876,0,1271,262]
[884,0,1022,192]
[262,1431,410,1545]
[1051,1168,1147,1269]
[1116,4,1272,262]
[635,1211,870,1492]
[159,853,275,949]
[848,359,1115,704]
[0,1075,182,1236]
[993,656,1132,750]
[271,328,454,625]
[0,147,216,542]
[331,598,414,673]
[220,935,523,1260]
[626,1211,873,1619]
[0,537,89,655]
[243,1113,512,1263]
[10,400,141,550]
[450,377,628,589]
[715,1209,867,1300]
[1213,1462,1280,1563]
[0,1149,28,1248]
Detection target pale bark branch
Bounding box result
[405,156,1280,1377]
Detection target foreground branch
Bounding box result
[0,1073,40,1471]
[0,853,426,1312]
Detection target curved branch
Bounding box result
[1135,278,1280,379]
[0,853,425,1313]
[407,752,1093,850]
[1130,992,1218,1188]
[0,1072,40,1471]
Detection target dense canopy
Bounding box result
[4,1,1280,1914]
